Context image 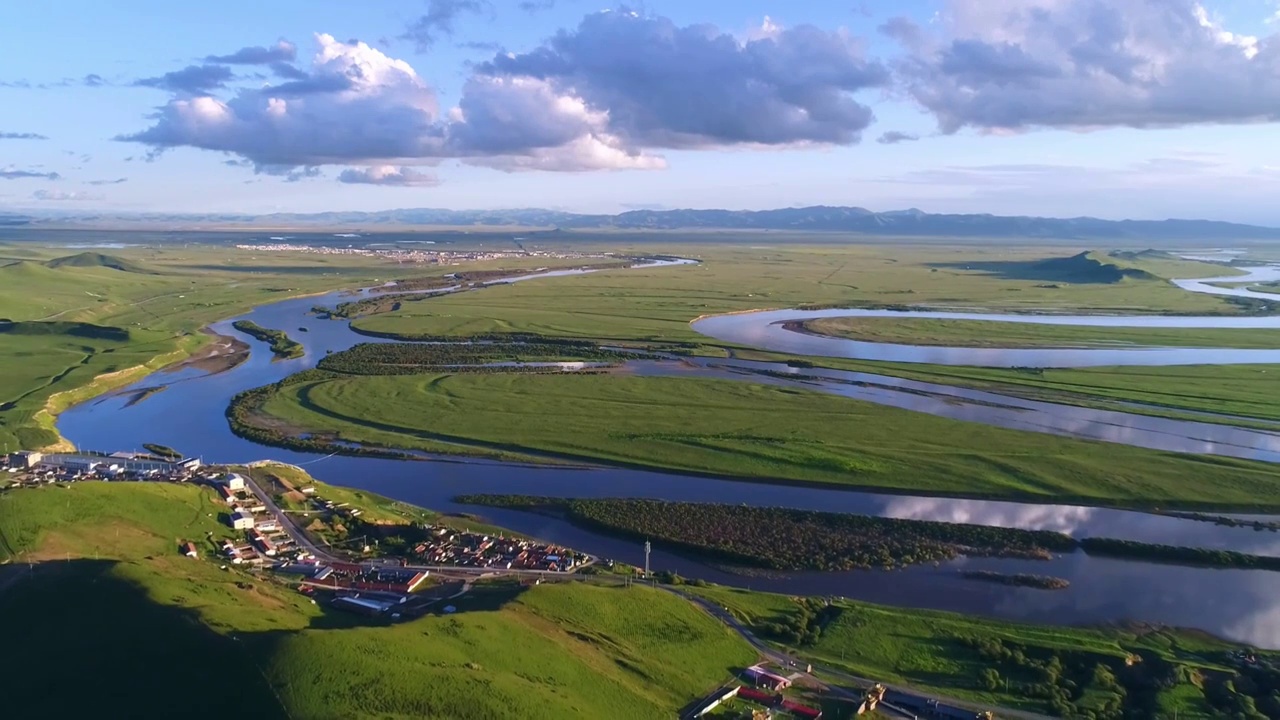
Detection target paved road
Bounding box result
[669,589,1053,720]
[240,470,333,560]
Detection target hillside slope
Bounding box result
[0,483,752,720]
[44,251,157,274]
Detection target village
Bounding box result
[2,450,590,621]
[233,241,613,267]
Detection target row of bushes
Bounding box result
[454,495,1077,572]
[316,341,647,375]
[456,495,1280,574]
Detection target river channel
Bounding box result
[57,256,1280,647]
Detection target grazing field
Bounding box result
[345,244,1280,423]
[800,316,1280,349]
[0,481,755,719]
[267,582,753,720]
[247,372,1280,509]
[351,246,1245,345]
[687,585,1251,720]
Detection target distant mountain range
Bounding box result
[4,206,1280,240]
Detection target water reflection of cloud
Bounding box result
[1225,603,1280,650]
[882,497,1097,534]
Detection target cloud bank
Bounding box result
[120,12,887,175]
[0,132,48,140]
[113,2,1280,188]
[886,0,1280,133]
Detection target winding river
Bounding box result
[57,254,1280,647]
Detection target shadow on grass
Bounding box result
[926,254,1146,284]
[0,560,288,719]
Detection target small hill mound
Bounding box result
[929,251,1157,284]
[1028,252,1154,284]
[0,319,131,342]
[44,252,155,274]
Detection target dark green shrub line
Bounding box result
[1157,510,1280,532]
[959,570,1070,590]
[315,341,651,375]
[231,320,304,360]
[1078,538,1280,571]
[456,496,1280,574]
[454,496,1076,571]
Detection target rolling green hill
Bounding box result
[44,251,157,274]
[1032,252,1155,282]
[0,482,753,719]
[0,319,132,341]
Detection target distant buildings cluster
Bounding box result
[233,243,606,266]
[412,526,586,572]
[4,450,200,483]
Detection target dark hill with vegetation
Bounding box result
[0,319,131,341]
[44,252,155,274]
[929,251,1156,284]
[1029,252,1155,283]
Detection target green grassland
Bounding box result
[248,372,1280,509]
[0,242,629,451]
[0,482,755,719]
[686,585,1241,719]
[732,350,1280,425]
[4,471,1274,719]
[0,244,402,450]
[800,316,1280,349]
[344,244,1280,423]
[351,246,1246,345]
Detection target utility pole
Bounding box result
[644,540,651,579]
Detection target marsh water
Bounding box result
[58,256,1280,647]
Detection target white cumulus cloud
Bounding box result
[885,0,1280,133]
[121,13,888,178]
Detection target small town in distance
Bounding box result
[2,447,1005,720]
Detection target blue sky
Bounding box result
[2,0,1279,223]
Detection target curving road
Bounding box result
[668,587,1053,720]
